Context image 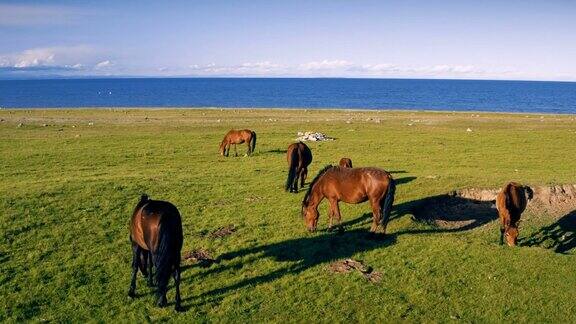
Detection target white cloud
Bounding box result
[0,46,117,77]
[181,60,518,79]
[188,61,284,76]
[298,60,353,71]
[95,60,114,69]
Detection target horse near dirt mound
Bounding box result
[301,166,396,234]
[496,182,533,246]
[129,195,184,311]
[219,129,257,157]
[286,142,312,193]
[339,157,353,168]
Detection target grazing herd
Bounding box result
[128,128,534,310]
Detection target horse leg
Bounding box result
[246,141,251,156]
[327,202,335,230]
[147,251,154,287]
[499,226,505,245]
[128,244,140,298]
[153,252,168,308]
[234,144,238,157]
[328,200,342,231]
[300,167,308,189]
[291,167,299,193]
[173,264,183,312]
[370,199,382,233]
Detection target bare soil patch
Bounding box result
[207,224,237,238]
[183,248,217,267]
[327,259,382,283]
[413,184,576,229]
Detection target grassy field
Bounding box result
[1,108,575,322]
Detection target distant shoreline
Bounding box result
[1,78,575,113]
[2,107,575,117]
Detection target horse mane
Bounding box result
[302,165,334,206]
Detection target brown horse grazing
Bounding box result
[286,142,313,193]
[302,166,396,233]
[129,195,184,311]
[496,182,534,246]
[219,129,257,157]
[339,157,353,168]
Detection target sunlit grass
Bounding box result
[1,108,575,322]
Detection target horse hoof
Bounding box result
[175,305,184,312]
[157,300,167,308]
[128,290,136,298]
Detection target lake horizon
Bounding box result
[2,77,576,114]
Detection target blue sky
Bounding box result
[1,0,575,80]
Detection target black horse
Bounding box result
[129,195,184,311]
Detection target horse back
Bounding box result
[131,200,181,253]
[322,167,391,203]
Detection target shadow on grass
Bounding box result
[179,191,504,307]
[183,229,396,304]
[262,149,287,155]
[520,210,576,254]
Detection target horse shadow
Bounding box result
[181,193,501,306]
[183,229,397,304]
[262,148,287,155]
[395,176,417,185]
[336,194,497,232]
[520,210,576,254]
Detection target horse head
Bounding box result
[301,202,319,232]
[504,225,519,246]
[524,186,534,200]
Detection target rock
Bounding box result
[466,128,472,132]
[295,131,335,142]
[88,122,94,126]
[17,123,23,127]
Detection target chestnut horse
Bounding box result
[219,129,257,156]
[496,182,533,246]
[302,166,396,233]
[286,142,313,193]
[129,195,183,311]
[339,157,353,168]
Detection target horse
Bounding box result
[301,166,396,234]
[496,182,533,246]
[129,195,184,311]
[339,157,353,168]
[219,129,256,157]
[286,142,313,193]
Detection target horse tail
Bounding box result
[132,194,149,217]
[154,210,183,290]
[380,178,396,231]
[250,131,257,154]
[285,148,299,191]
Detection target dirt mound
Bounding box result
[413,184,576,229]
[327,259,382,283]
[208,224,237,238]
[183,249,217,267]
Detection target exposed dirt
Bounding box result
[413,184,576,229]
[183,248,217,267]
[208,224,237,238]
[328,259,382,283]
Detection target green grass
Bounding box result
[1,108,575,322]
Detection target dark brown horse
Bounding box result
[286,142,313,193]
[302,166,396,233]
[339,157,353,168]
[496,182,533,246]
[219,129,257,157]
[129,195,183,311]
